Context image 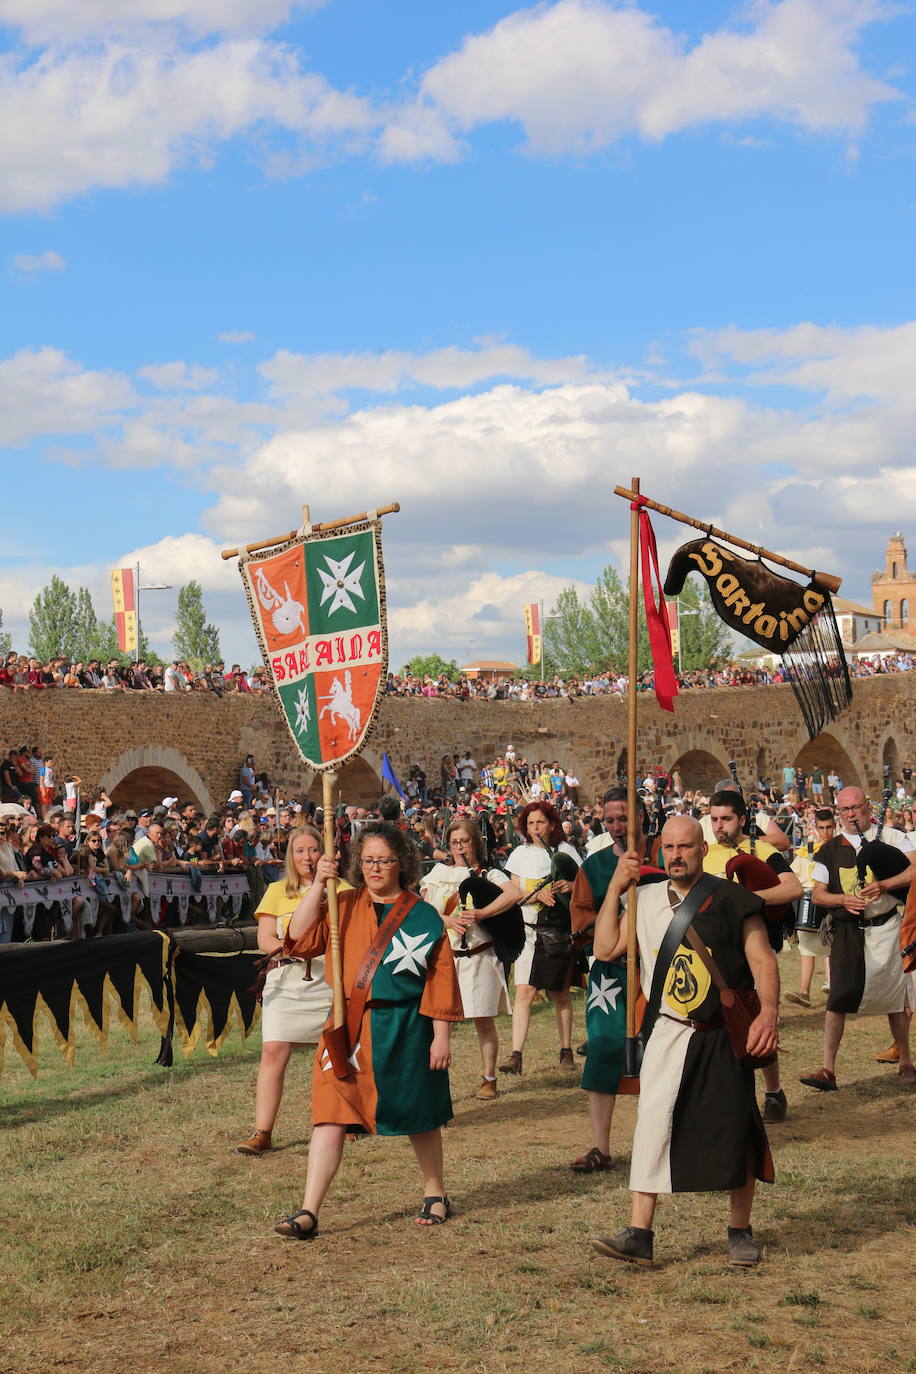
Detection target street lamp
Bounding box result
[134,562,172,666]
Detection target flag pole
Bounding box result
[322,770,348,1075]
[539,598,544,683]
[624,474,641,1078]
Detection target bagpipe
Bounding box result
[532,848,581,959]
[720,762,794,935]
[845,785,910,918]
[452,870,526,973]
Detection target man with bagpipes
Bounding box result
[702,788,802,1124]
[591,816,779,1268]
[567,788,666,1173]
[800,787,916,1091]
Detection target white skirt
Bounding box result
[261,956,332,1044]
[513,923,538,987]
[857,916,906,1017]
[454,943,510,1018]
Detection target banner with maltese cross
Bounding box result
[240,520,387,770]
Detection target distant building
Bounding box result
[833,596,883,648]
[461,660,518,681]
[871,532,916,636]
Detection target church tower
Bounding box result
[871,533,916,634]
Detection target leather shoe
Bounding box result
[875,1043,900,1063]
[237,1128,272,1155]
[799,1067,838,1091]
[476,1078,498,1100]
[593,1226,655,1265]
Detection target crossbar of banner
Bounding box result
[221,502,401,561]
[612,486,842,593]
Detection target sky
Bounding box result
[1,0,914,670]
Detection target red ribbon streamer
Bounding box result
[632,496,678,713]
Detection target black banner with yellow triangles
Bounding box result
[0,933,261,1078]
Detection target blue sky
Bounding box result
[0,0,914,668]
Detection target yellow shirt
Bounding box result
[256,878,352,937]
[703,836,779,880]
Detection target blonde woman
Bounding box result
[237,825,349,1156]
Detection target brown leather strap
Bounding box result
[345,889,420,1050]
[683,925,729,993]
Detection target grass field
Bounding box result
[1,948,914,1374]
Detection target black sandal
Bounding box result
[275,1208,319,1240]
[415,1196,452,1226]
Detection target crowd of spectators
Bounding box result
[4,739,916,946]
[383,651,916,702]
[0,651,270,694]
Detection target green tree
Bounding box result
[72,586,99,663]
[402,653,460,681]
[544,566,652,676]
[0,610,10,658]
[28,575,79,660]
[674,577,732,670]
[173,581,221,669]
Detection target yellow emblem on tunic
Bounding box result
[662,943,712,1017]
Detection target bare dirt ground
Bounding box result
[2,957,914,1374]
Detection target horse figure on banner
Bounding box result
[319,670,362,741]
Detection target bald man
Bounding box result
[591,816,779,1268]
[800,787,916,1090]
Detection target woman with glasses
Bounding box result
[422,818,524,1100]
[274,821,462,1240]
[75,833,114,937]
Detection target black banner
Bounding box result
[664,538,827,651]
[0,933,260,1077]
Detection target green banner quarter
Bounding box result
[239,520,388,771]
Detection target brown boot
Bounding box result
[237,1128,273,1155]
[875,1043,900,1064]
[499,1050,523,1075]
[476,1078,498,1100]
[559,1047,576,1070]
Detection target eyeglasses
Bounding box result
[838,803,868,813]
[360,857,398,868]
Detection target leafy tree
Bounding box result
[28,575,79,660]
[544,566,652,676]
[401,653,460,681]
[0,610,10,658]
[173,581,221,669]
[673,577,732,670]
[72,586,99,663]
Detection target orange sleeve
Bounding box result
[570,868,595,937]
[283,912,329,960]
[901,882,916,973]
[419,931,464,1022]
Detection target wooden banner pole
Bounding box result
[221,501,400,561]
[624,475,641,1075]
[322,772,346,1038]
[612,485,842,593]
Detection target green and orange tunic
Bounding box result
[285,886,463,1136]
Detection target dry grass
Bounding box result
[1,948,914,1374]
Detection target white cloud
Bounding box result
[0,0,324,45]
[688,321,916,402]
[12,247,65,275]
[0,39,378,213]
[0,346,135,446]
[259,342,609,398]
[392,0,899,161]
[217,330,255,344]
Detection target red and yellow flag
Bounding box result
[524,602,541,666]
[111,568,137,655]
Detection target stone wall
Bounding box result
[0,674,912,810]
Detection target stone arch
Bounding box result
[902,599,910,624]
[883,599,892,623]
[792,733,862,792]
[882,735,901,782]
[669,747,730,794]
[306,753,383,807]
[101,747,213,815]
